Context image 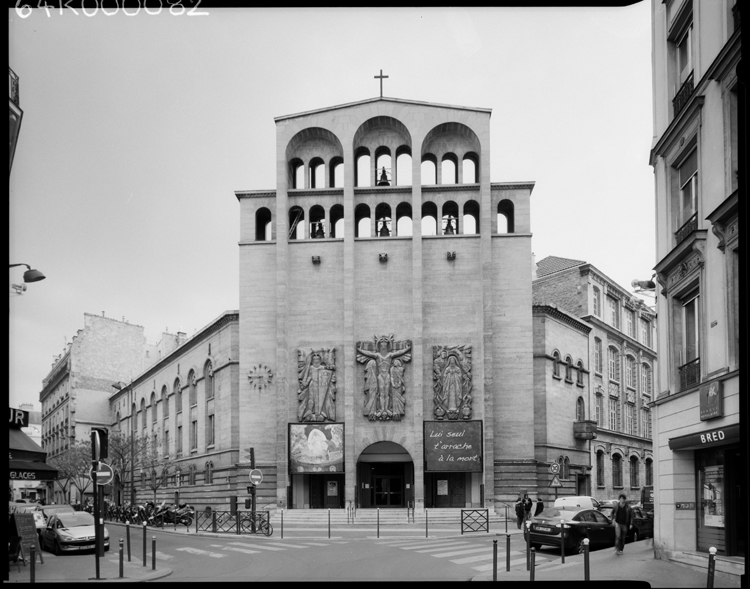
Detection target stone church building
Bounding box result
[236,95,537,512]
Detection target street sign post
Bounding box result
[89,462,115,486]
[549,462,560,475]
[249,469,263,486]
[549,473,562,500]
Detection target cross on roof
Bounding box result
[374,69,389,98]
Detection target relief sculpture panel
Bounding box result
[433,345,472,420]
[356,335,412,421]
[297,348,336,422]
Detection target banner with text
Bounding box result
[424,420,483,472]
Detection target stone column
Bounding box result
[343,141,357,508]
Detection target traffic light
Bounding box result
[91,428,109,460]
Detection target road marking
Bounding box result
[221,546,261,555]
[300,542,330,546]
[472,557,529,571]
[432,547,496,558]
[154,551,174,560]
[227,542,284,552]
[413,543,472,553]
[175,547,226,558]
[262,542,309,549]
[450,553,498,564]
[399,540,463,550]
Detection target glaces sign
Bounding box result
[424,420,483,472]
[9,407,29,429]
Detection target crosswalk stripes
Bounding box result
[175,547,227,558]
[227,542,285,552]
[413,543,472,553]
[261,542,310,549]
[431,547,495,558]
[399,540,463,551]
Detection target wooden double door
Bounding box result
[425,472,466,508]
[358,462,413,508]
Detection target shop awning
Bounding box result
[9,459,58,481]
[668,423,740,451]
[9,427,46,462]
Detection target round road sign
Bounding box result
[89,462,115,486]
[549,462,560,475]
[249,469,263,486]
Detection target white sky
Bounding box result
[9,4,656,410]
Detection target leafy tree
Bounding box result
[137,434,171,503]
[48,441,93,503]
[107,430,147,505]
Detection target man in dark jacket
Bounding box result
[522,494,533,524]
[611,493,633,555]
[534,497,544,517]
[514,496,524,529]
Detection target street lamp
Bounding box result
[9,263,46,283]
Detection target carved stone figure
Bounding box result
[356,335,412,421]
[297,349,336,422]
[433,345,472,420]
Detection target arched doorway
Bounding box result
[357,442,414,508]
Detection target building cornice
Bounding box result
[490,182,535,193]
[650,369,739,407]
[533,304,592,335]
[290,188,345,197]
[235,190,276,201]
[654,230,707,295]
[649,96,705,166]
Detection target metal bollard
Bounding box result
[492,539,498,582]
[377,508,380,539]
[236,512,241,536]
[328,509,331,539]
[583,538,590,581]
[142,522,147,566]
[212,512,217,534]
[505,505,508,535]
[126,522,131,562]
[561,523,566,564]
[30,545,35,584]
[530,548,536,581]
[426,509,429,538]
[506,533,511,572]
[152,537,156,570]
[526,521,531,571]
[281,509,284,539]
[707,547,717,588]
[119,539,124,578]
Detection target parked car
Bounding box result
[597,502,653,541]
[40,504,76,520]
[553,496,603,511]
[525,506,617,553]
[40,512,110,555]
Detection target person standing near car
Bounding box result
[514,496,524,529]
[523,494,533,524]
[611,493,633,555]
[534,496,544,517]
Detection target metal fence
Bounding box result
[461,509,489,534]
[196,510,271,535]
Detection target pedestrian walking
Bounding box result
[534,496,544,517]
[611,493,633,555]
[522,494,533,524]
[514,496,524,529]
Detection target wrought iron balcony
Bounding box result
[574,420,598,440]
[675,212,698,245]
[9,67,19,105]
[672,72,694,117]
[678,357,700,391]
[608,381,620,397]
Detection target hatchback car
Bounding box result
[40,504,76,520]
[40,512,110,555]
[525,507,617,553]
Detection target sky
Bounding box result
[9,4,657,410]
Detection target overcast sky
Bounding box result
[9,4,656,410]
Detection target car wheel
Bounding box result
[531,543,542,550]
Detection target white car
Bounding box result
[553,496,602,511]
[40,512,110,555]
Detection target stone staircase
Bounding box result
[265,507,510,527]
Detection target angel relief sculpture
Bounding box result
[297,349,336,422]
[356,335,412,421]
[433,345,472,420]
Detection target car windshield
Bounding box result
[536,508,579,520]
[58,512,95,528]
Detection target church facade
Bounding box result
[236,96,536,511]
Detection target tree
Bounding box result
[48,441,93,503]
[137,434,171,503]
[107,430,147,505]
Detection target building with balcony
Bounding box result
[649,0,743,568]
[533,256,656,503]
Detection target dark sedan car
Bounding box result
[524,507,618,553]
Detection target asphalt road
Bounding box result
[100,528,541,582]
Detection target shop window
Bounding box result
[697,449,725,553]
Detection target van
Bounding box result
[553,496,602,510]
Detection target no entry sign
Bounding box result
[89,462,115,486]
[249,469,263,486]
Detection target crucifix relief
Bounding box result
[374,69,388,98]
[356,335,411,421]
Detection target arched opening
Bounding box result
[375,147,392,186]
[355,203,371,238]
[462,153,478,183]
[565,356,573,382]
[255,207,272,241]
[151,392,157,425]
[357,441,414,509]
[309,157,325,189]
[355,148,371,188]
[576,397,585,421]
[441,200,459,235]
[329,204,344,238]
[309,204,326,239]
[497,199,515,234]
[421,155,437,186]
[552,351,561,377]
[629,455,639,488]
[289,206,305,240]
[441,153,458,185]
[396,202,412,236]
[421,201,438,236]
[329,156,344,188]
[463,200,479,235]
[396,147,412,186]
[290,158,304,189]
[612,454,623,487]
[375,202,392,237]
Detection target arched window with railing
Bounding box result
[396,202,412,236]
[421,201,438,236]
[355,203,371,238]
[463,200,479,235]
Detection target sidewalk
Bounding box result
[5,553,172,583]
[471,539,742,587]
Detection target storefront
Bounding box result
[668,423,743,557]
[8,407,58,499]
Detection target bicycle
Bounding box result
[240,512,273,537]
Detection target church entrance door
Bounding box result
[357,441,413,509]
